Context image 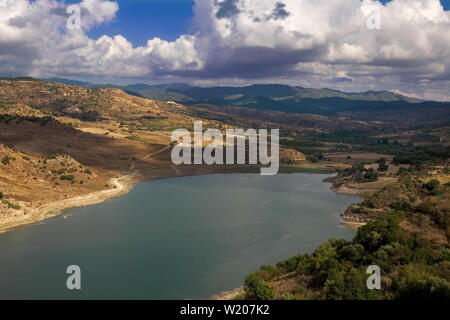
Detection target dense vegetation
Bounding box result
[242,149,449,300]
[243,210,449,300]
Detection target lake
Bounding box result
[0,173,359,299]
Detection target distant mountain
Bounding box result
[42,78,449,116]
[169,84,422,103]
[121,83,433,116]
[43,77,92,88]
[127,83,191,91]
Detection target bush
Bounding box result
[296,255,318,274]
[258,265,277,280]
[2,156,11,165]
[354,213,403,251]
[307,155,318,163]
[60,175,75,181]
[439,248,450,262]
[324,266,374,300]
[2,200,20,210]
[0,192,2,200]
[276,255,302,273]
[412,248,437,265]
[397,276,450,300]
[377,158,389,172]
[423,179,442,196]
[339,244,365,264]
[244,272,275,300]
[364,168,379,182]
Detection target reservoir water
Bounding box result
[0,173,359,299]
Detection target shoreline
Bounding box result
[0,166,366,301]
[0,166,361,235]
[0,173,137,235]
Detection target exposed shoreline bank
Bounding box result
[0,173,136,235]
[0,164,256,234]
[0,166,362,235]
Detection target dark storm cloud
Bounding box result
[271,2,290,20]
[216,0,240,19]
[158,43,327,80]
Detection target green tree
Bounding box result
[244,272,275,300]
[377,158,389,172]
[423,179,442,196]
[364,168,379,182]
[354,213,403,251]
[324,266,376,300]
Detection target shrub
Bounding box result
[377,158,389,172]
[412,248,437,265]
[364,168,379,182]
[423,179,442,196]
[296,255,318,274]
[354,213,403,251]
[60,175,75,181]
[2,200,20,210]
[2,156,11,165]
[258,265,277,280]
[0,192,3,199]
[324,266,373,300]
[396,274,450,300]
[437,249,450,263]
[339,244,365,264]
[244,272,275,300]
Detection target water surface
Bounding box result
[0,173,359,299]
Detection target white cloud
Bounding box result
[0,0,449,100]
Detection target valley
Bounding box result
[0,78,449,300]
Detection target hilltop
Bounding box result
[43,78,450,126]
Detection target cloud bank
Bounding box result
[0,0,449,100]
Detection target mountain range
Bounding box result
[44,78,449,116]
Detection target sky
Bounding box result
[0,0,450,100]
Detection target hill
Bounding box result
[42,78,449,117]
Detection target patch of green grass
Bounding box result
[125,135,140,141]
[2,200,21,210]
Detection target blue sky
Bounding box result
[77,0,449,47]
[73,0,196,46]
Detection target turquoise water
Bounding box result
[0,173,359,299]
